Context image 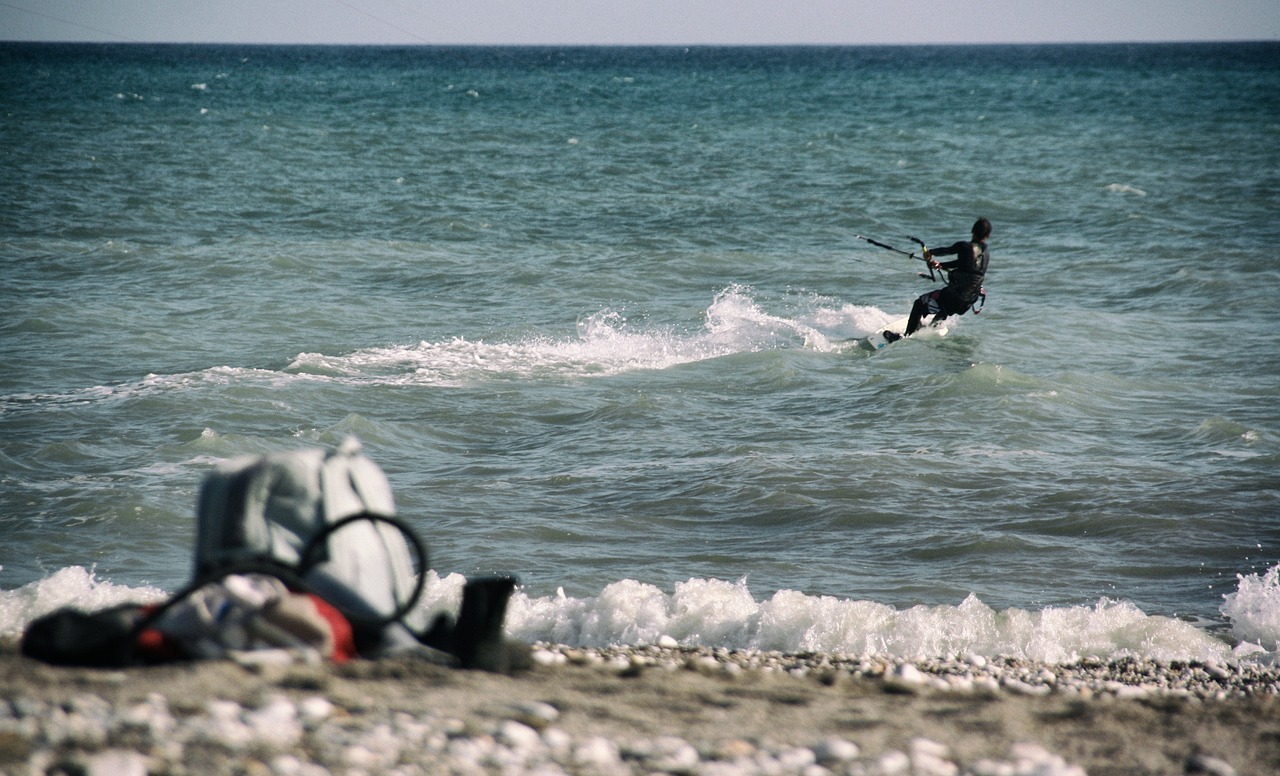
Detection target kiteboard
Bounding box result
[859,316,948,351]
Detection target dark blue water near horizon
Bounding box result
[2,41,1278,660]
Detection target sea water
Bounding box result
[2,43,1279,663]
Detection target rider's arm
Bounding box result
[923,241,968,270]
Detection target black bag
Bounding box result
[21,604,155,666]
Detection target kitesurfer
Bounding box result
[886,218,991,341]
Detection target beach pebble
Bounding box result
[911,737,949,758]
[560,648,592,665]
[497,719,543,751]
[1002,677,1051,697]
[1113,684,1151,700]
[347,723,404,769]
[574,735,623,770]
[689,655,723,674]
[911,738,958,776]
[811,736,860,763]
[884,662,927,693]
[274,753,336,776]
[969,758,1017,776]
[297,695,334,724]
[1006,742,1086,776]
[194,699,256,749]
[542,726,573,755]
[1203,662,1231,681]
[531,647,563,666]
[715,738,758,760]
[631,735,700,772]
[1186,752,1238,776]
[85,749,148,776]
[120,692,174,741]
[606,655,632,672]
[445,733,495,765]
[511,700,560,730]
[975,676,1002,695]
[878,749,911,774]
[776,745,817,770]
[245,695,302,750]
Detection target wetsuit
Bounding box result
[905,239,989,335]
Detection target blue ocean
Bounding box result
[2,42,1278,663]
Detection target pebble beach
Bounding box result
[2,642,1277,776]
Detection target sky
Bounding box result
[2,0,1278,46]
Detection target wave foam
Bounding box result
[499,577,1236,664]
[5,565,1276,665]
[286,286,897,386]
[1221,565,1280,652]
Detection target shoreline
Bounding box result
[1,643,1277,775]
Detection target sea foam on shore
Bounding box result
[4,564,1279,668]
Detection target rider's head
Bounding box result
[972,218,992,241]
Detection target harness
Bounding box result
[971,286,987,314]
[945,241,988,315]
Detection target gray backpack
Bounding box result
[194,437,425,637]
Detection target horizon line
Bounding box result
[4,38,1277,47]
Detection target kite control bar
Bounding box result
[854,234,940,281]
